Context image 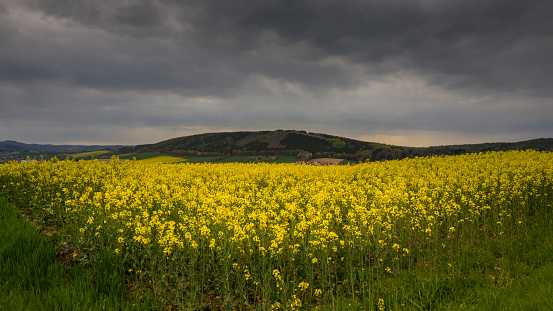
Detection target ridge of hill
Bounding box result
[121,130,553,162]
[0,140,126,153]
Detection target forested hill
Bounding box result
[120,130,553,162]
[122,130,379,161]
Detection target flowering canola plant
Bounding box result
[1,150,552,308]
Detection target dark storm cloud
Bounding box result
[209,0,553,95]
[1,0,552,145]
[113,1,162,28]
[10,0,553,96]
[22,0,166,35]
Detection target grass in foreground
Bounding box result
[318,213,553,311]
[1,195,552,310]
[0,197,147,310]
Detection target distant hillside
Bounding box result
[426,138,553,155]
[0,140,126,153]
[4,132,551,162]
[122,130,553,162]
[122,130,377,161]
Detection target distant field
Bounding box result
[0,151,57,159]
[138,156,188,163]
[118,152,163,160]
[2,149,348,165]
[0,150,125,161]
[71,150,111,158]
[92,150,124,158]
[117,152,216,163]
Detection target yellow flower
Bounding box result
[291,295,302,308]
[378,298,385,311]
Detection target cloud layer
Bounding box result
[1,0,552,146]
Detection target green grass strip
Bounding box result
[0,197,146,310]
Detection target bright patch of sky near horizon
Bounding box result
[1,0,552,147]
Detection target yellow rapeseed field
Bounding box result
[1,150,552,309]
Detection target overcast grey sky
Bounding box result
[1,0,552,147]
